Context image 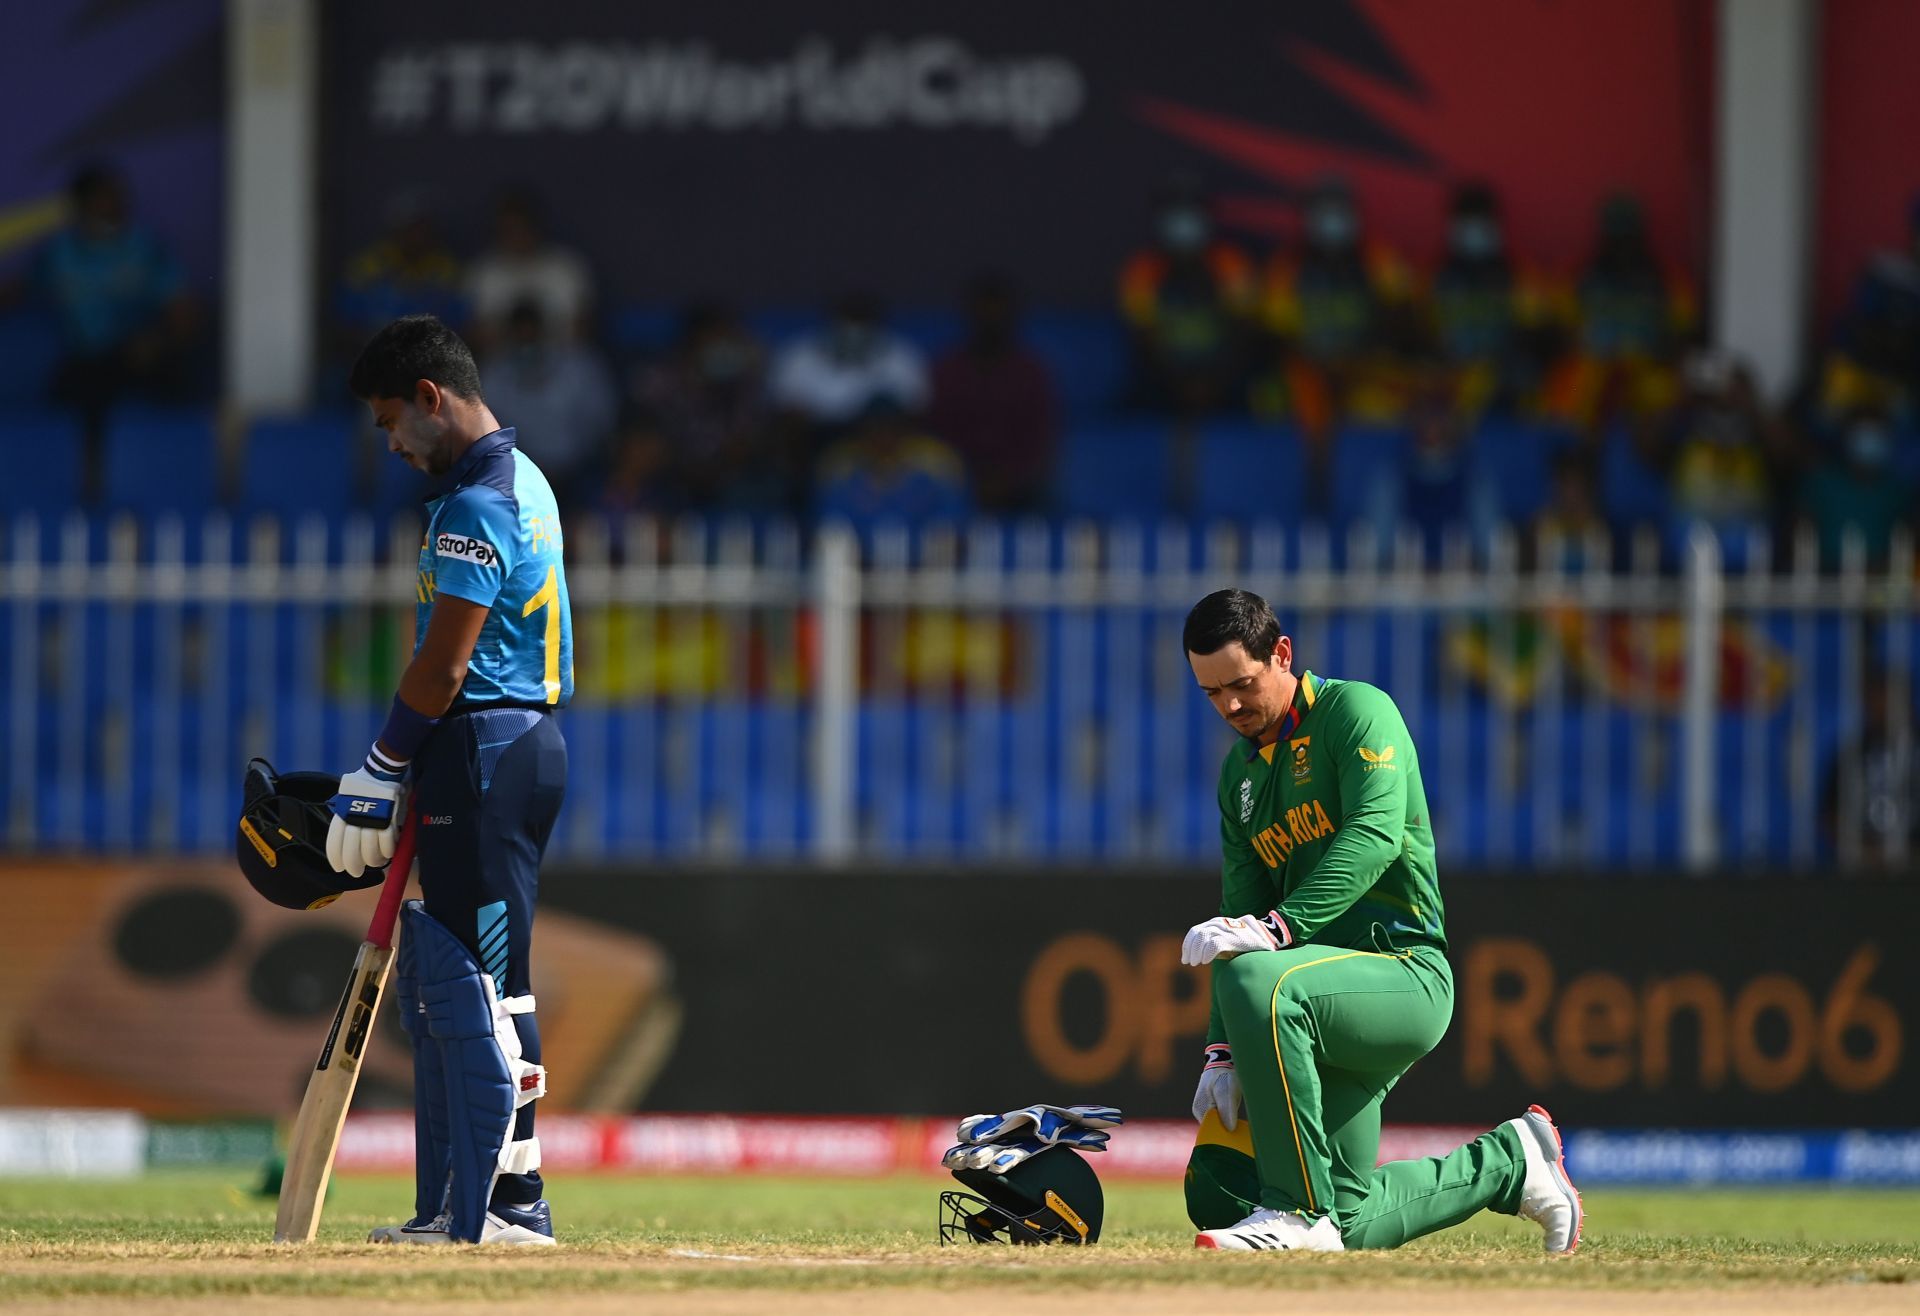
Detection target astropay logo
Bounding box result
[435,533,499,568]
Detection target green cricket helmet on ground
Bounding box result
[236,758,385,909]
[939,1145,1105,1245]
[1186,1109,1262,1229]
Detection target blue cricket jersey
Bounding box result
[415,428,574,711]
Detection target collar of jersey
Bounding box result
[1244,670,1321,763]
[433,427,518,496]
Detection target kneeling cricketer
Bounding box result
[1178,588,1583,1254]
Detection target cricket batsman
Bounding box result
[1178,588,1581,1253]
[326,314,572,1245]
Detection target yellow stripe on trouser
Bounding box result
[1267,949,1403,1215]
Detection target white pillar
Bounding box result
[1681,526,1724,873]
[225,0,317,415]
[813,524,859,861]
[1713,0,1816,400]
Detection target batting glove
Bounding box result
[1192,1044,1243,1129]
[957,1104,1124,1146]
[326,762,406,879]
[1180,911,1293,966]
[942,1133,1108,1174]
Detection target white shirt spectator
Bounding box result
[482,341,619,484]
[770,323,929,426]
[469,246,593,343]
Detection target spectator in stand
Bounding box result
[814,394,968,538]
[1543,192,1695,425]
[929,273,1057,515]
[1526,448,1611,574]
[770,293,929,441]
[480,298,618,506]
[1362,382,1498,567]
[1821,659,1920,871]
[1651,350,1791,549]
[9,164,199,496]
[589,414,677,523]
[335,192,466,351]
[466,189,595,353]
[629,303,783,513]
[1262,173,1420,436]
[1118,173,1257,417]
[1818,193,1920,425]
[1424,181,1565,417]
[1800,404,1916,570]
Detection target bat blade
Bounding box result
[272,814,417,1244]
[271,938,396,1242]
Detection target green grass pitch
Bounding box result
[0,1172,1913,1308]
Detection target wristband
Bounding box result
[374,694,441,768]
[1259,910,1295,949]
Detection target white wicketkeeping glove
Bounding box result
[1192,1044,1242,1129]
[1180,910,1293,966]
[326,766,407,879]
[956,1104,1124,1146]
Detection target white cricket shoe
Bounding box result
[1194,1207,1345,1252]
[369,1201,556,1246]
[1507,1104,1582,1254]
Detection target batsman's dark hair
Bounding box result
[349,314,484,404]
[1183,588,1281,660]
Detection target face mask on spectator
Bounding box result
[1847,422,1894,470]
[1159,207,1210,253]
[699,340,751,383]
[830,321,878,359]
[1450,217,1501,260]
[1307,204,1357,251]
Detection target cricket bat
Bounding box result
[273,810,418,1243]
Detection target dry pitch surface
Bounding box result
[0,1172,1914,1314]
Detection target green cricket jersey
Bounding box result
[1207,671,1446,1044]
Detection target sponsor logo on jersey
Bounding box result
[1238,778,1254,824]
[1359,744,1397,771]
[424,814,455,826]
[435,532,501,568]
[1290,735,1312,784]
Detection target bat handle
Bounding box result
[364,806,418,950]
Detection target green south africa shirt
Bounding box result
[1206,671,1446,1045]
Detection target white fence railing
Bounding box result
[1,512,1913,870]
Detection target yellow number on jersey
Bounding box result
[521,564,561,704]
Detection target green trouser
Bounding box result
[1211,942,1528,1249]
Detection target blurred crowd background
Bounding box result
[0,0,1915,872]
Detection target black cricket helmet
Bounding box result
[236,758,384,909]
[940,1146,1104,1245]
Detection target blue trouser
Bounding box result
[412,706,567,1207]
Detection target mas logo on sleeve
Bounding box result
[435,533,501,569]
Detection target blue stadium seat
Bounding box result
[0,410,83,514]
[241,414,359,521]
[1053,418,1174,521]
[102,407,220,517]
[1328,424,1408,531]
[892,308,962,358]
[608,304,680,356]
[0,308,62,405]
[1599,424,1670,532]
[1193,421,1307,526]
[1473,418,1568,525]
[1025,311,1126,419]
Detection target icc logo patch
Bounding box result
[1290,736,1312,784]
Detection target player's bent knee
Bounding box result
[1213,951,1283,1019]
